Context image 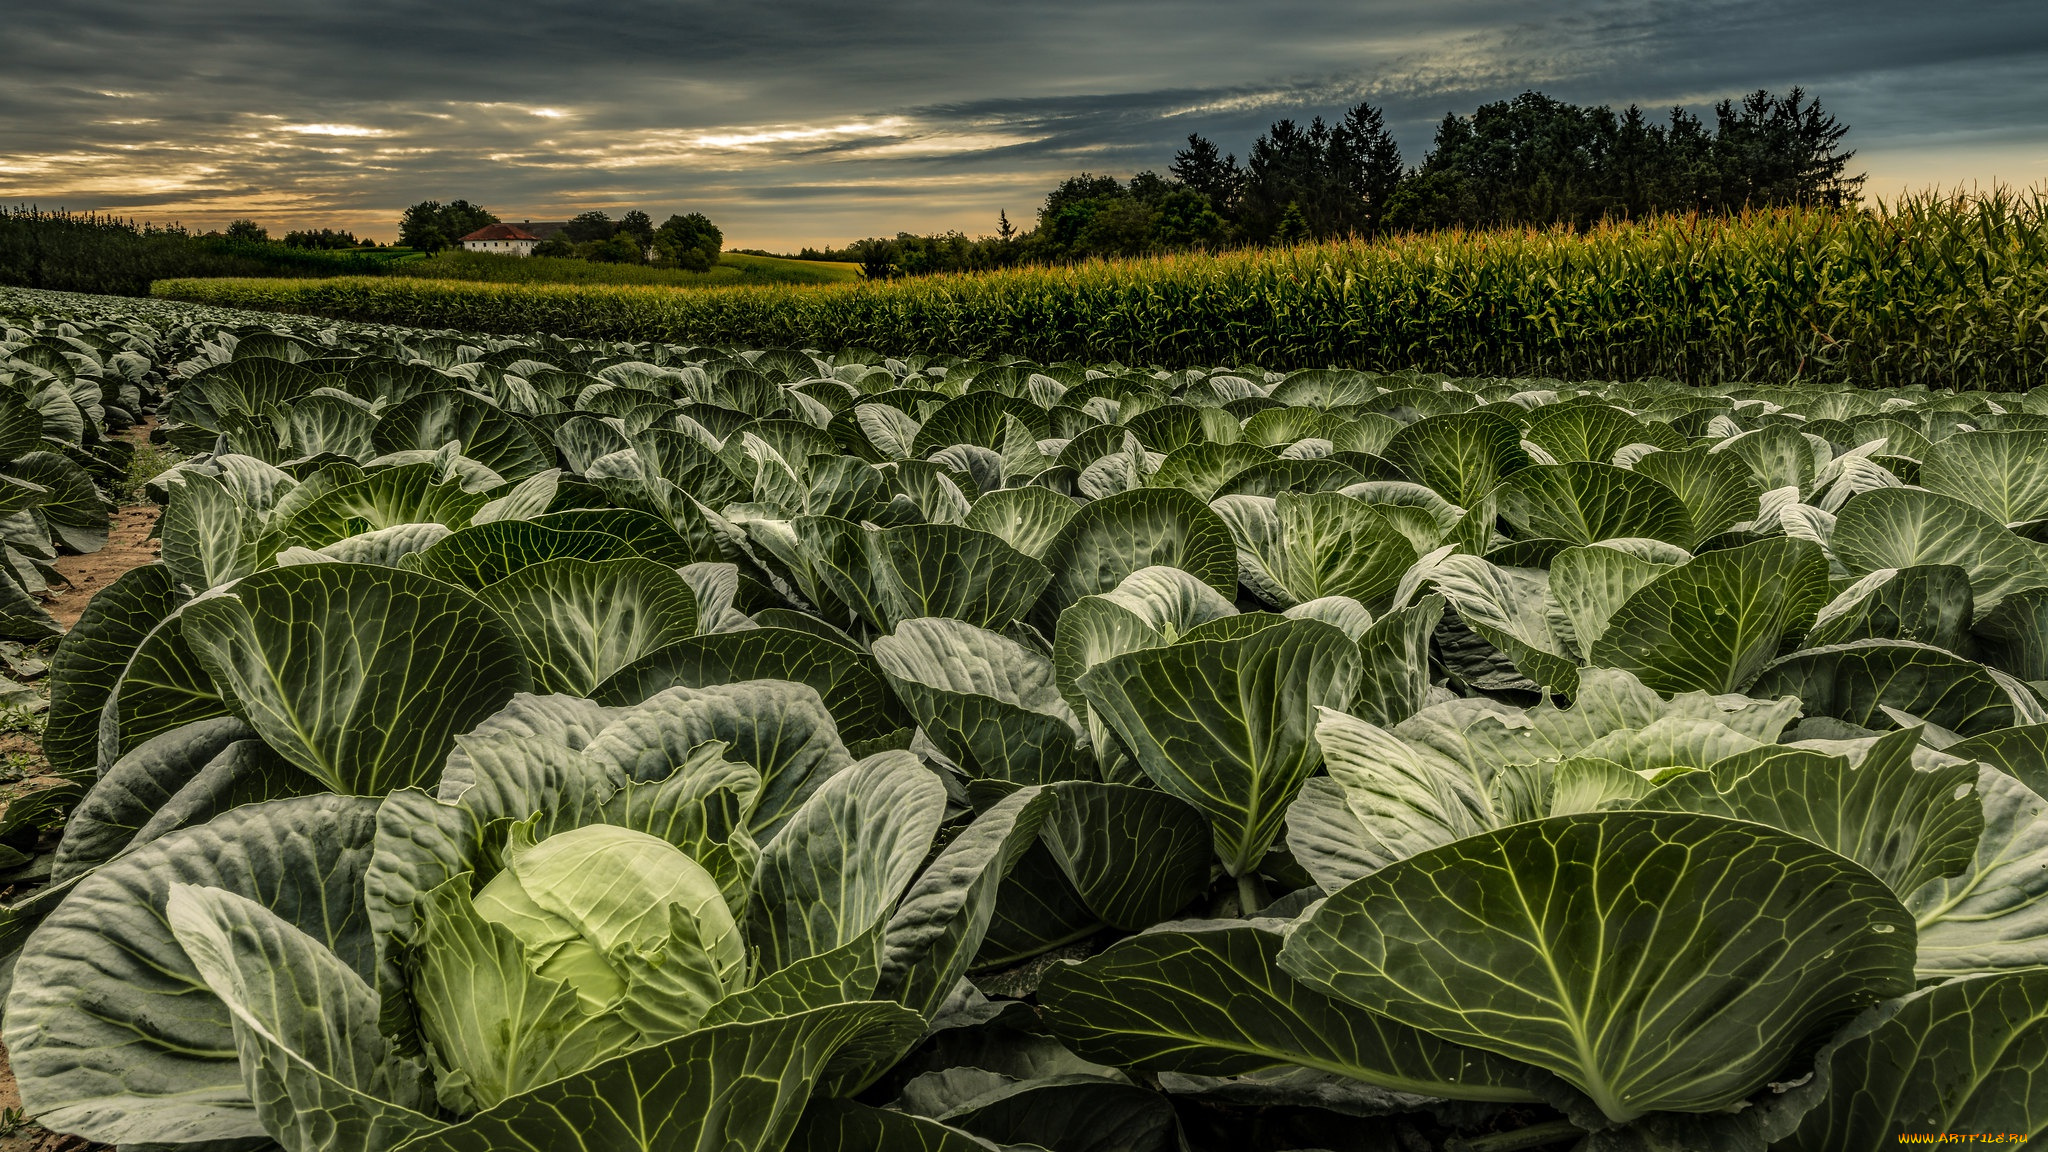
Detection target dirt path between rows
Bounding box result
[44,422,165,630]
[42,504,161,631]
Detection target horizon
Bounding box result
[26,175,2048,255]
[6,1,2044,250]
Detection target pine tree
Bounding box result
[1242,119,1327,240]
[1169,134,1243,216]
[1274,202,1311,245]
[1331,102,1404,237]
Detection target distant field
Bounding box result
[722,252,862,282]
[0,206,436,295]
[154,191,2048,386]
[387,249,861,287]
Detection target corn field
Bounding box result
[155,188,2048,387]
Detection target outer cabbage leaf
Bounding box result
[961,486,1079,560]
[1029,488,1236,631]
[1382,411,1529,508]
[182,563,531,794]
[370,389,552,482]
[1589,537,1830,694]
[1635,727,1983,898]
[1037,780,1212,930]
[1277,811,1916,1122]
[597,626,911,749]
[50,716,255,882]
[873,618,1089,786]
[42,562,183,777]
[1922,430,2048,524]
[1546,540,1684,655]
[166,884,439,1152]
[877,787,1052,1021]
[748,751,947,975]
[862,523,1051,631]
[1773,971,2048,1149]
[1750,639,2048,738]
[1910,765,2048,978]
[1211,492,1414,610]
[792,1099,1012,1152]
[1425,554,1580,694]
[1627,447,1761,546]
[1831,488,2048,614]
[409,521,642,590]
[281,463,490,550]
[1492,462,1693,548]
[474,557,700,696]
[1808,564,1974,650]
[581,680,854,838]
[1973,588,2048,682]
[100,607,231,767]
[1079,618,1361,877]
[1349,595,1443,727]
[4,796,380,1145]
[1039,922,1543,1102]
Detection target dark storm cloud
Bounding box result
[3,0,2043,246]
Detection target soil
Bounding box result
[41,502,158,627]
[44,422,164,631]
[41,505,160,631]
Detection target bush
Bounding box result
[576,234,645,264]
[654,213,721,271]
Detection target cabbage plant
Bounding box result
[4,680,1057,1152]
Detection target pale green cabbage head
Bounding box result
[410,820,756,1113]
[473,822,746,1016]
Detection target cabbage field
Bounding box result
[0,285,2044,1150]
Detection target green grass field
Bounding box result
[720,252,862,283]
[387,249,861,288]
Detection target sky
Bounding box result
[3,0,2044,250]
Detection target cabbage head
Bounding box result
[414,821,750,1112]
[475,821,746,1013]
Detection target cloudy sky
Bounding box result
[4,0,2044,249]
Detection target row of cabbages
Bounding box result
[1,300,175,640]
[0,288,2042,1151]
[0,298,193,895]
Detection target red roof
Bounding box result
[459,223,540,242]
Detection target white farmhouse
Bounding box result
[458,222,543,255]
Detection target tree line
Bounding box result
[397,202,724,270]
[799,87,1861,276]
[0,198,730,296]
[0,208,401,296]
[214,221,387,250]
